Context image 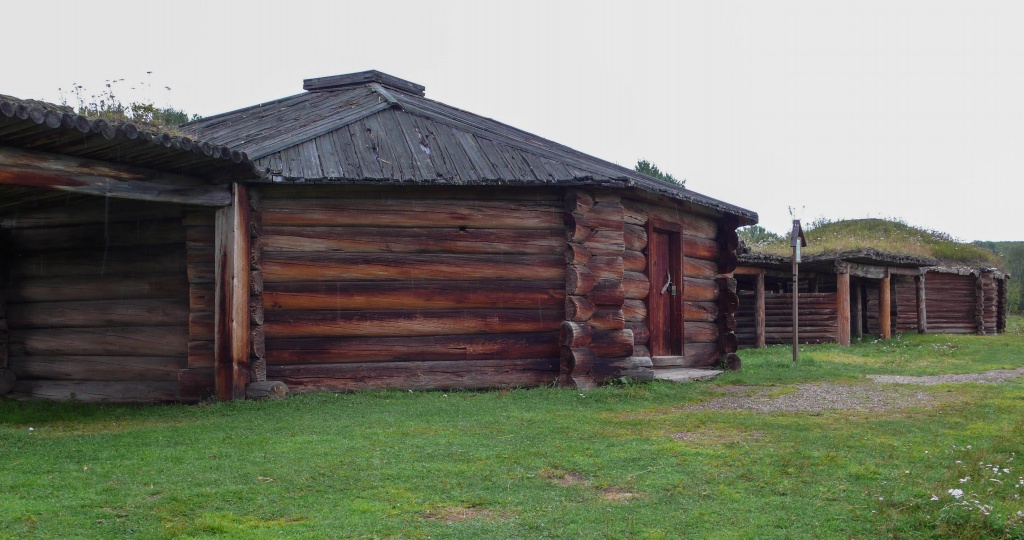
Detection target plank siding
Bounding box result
[3,198,190,402]
[257,187,564,392]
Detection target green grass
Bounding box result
[4,323,1024,539]
[743,218,1001,266]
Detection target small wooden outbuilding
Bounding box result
[0,71,757,402]
[735,250,1009,347]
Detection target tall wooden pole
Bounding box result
[879,271,891,340]
[755,271,766,348]
[836,270,851,346]
[851,279,863,339]
[792,247,799,363]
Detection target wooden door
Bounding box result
[646,219,683,357]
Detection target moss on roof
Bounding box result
[742,218,1001,267]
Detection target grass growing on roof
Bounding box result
[743,218,1001,267]
[2,320,1024,539]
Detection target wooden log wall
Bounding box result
[0,232,9,393]
[922,272,981,334]
[893,276,919,333]
[736,292,838,345]
[622,199,725,369]
[2,198,189,402]
[865,280,897,337]
[182,210,216,401]
[997,276,1008,334]
[559,190,649,387]
[257,186,565,393]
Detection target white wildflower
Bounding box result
[960,477,970,483]
[930,495,939,501]
[948,488,964,499]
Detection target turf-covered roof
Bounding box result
[182,70,757,224]
[740,218,1002,269]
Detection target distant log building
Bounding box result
[0,71,756,402]
[735,250,1008,347]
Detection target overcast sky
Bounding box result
[4,1,1022,241]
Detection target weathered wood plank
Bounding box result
[261,226,565,255]
[266,332,559,364]
[7,299,189,329]
[263,281,564,311]
[261,199,563,229]
[8,380,179,403]
[264,309,563,339]
[262,252,565,282]
[8,355,182,381]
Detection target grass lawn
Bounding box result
[3,321,1024,539]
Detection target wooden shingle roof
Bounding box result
[183,71,757,223]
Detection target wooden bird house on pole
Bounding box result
[790,220,806,364]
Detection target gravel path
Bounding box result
[684,367,1024,413]
[866,367,1024,385]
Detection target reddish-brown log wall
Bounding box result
[256,186,564,392]
[924,272,981,334]
[893,276,918,333]
[1,198,190,402]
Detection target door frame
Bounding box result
[645,217,684,357]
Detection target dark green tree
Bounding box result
[635,159,684,188]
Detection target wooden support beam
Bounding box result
[879,272,891,340]
[836,271,851,346]
[915,274,927,334]
[835,260,889,280]
[214,183,251,401]
[754,271,766,348]
[0,146,231,206]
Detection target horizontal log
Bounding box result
[4,275,188,303]
[567,265,598,296]
[584,230,625,257]
[262,252,565,282]
[0,146,231,207]
[562,346,596,377]
[564,242,592,265]
[565,213,596,243]
[266,332,559,364]
[684,301,719,323]
[262,280,565,311]
[8,355,183,381]
[623,249,646,273]
[623,224,647,251]
[587,283,625,307]
[585,202,624,231]
[266,358,559,392]
[8,380,179,403]
[623,272,650,300]
[589,309,625,331]
[593,355,654,382]
[261,226,565,255]
[560,321,592,348]
[566,295,595,322]
[588,256,624,284]
[564,190,596,214]
[7,247,186,278]
[257,185,560,202]
[264,309,562,339]
[7,299,189,329]
[684,257,719,279]
[590,329,633,358]
[188,340,214,367]
[718,332,738,354]
[684,235,719,261]
[685,322,718,344]
[2,199,183,229]
[262,199,563,229]
[622,299,647,322]
[9,326,188,357]
[682,278,720,302]
[4,219,185,252]
[686,342,720,368]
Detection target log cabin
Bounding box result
[0,71,757,402]
[735,250,1009,347]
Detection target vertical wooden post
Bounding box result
[792,251,799,363]
[836,270,851,346]
[851,279,863,339]
[214,183,251,401]
[754,270,766,348]
[915,273,927,334]
[878,271,891,340]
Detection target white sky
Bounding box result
[4,0,1023,241]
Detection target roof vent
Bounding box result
[303,70,426,96]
